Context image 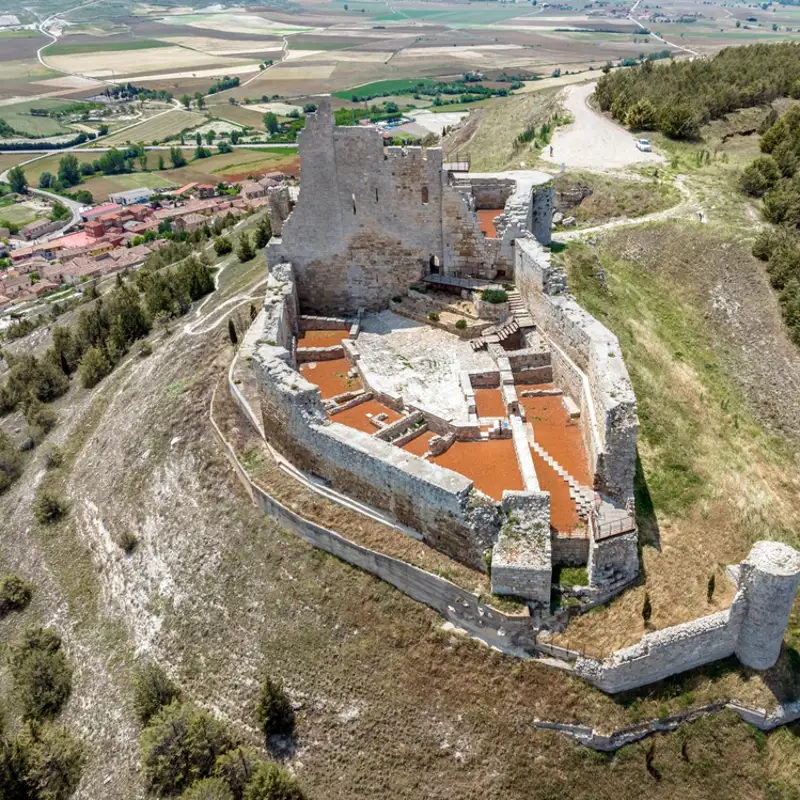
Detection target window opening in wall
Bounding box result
[429,255,440,274]
[496,269,507,278]
[375,188,379,202]
[352,193,356,215]
[421,186,429,204]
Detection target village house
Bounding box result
[239,181,265,201]
[172,212,208,234]
[21,219,62,241]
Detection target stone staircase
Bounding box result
[526,426,594,520]
[507,290,535,328]
[470,319,520,351]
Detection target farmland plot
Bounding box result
[101,109,206,145]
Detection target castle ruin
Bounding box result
[236,98,800,693]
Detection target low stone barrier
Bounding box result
[536,697,800,751]
[295,344,344,363]
[299,314,350,330]
[210,379,540,656]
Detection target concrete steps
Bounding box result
[507,290,535,328]
[470,319,519,352]
[526,427,595,520]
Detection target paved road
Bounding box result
[540,82,665,172]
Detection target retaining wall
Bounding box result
[515,238,637,505]
[252,264,502,571]
[211,381,541,654]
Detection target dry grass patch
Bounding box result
[441,88,562,171]
[548,231,800,660]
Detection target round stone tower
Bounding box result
[735,541,800,670]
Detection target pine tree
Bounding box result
[236,234,255,263]
[228,319,238,346]
[707,573,716,603]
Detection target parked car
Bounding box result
[635,138,652,152]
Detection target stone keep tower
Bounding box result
[735,541,800,670]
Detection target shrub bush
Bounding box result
[141,701,234,796]
[481,288,508,305]
[427,312,440,322]
[256,676,294,740]
[9,626,72,720]
[243,762,305,800]
[0,574,33,616]
[181,777,235,800]
[117,530,139,553]
[44,446,63,469]
[25,398,58,438]
[78,346,112,389]
[34,489,67,524]
[455,318,467,330]
[740,155,780,197]
[132,663,181,725]
[0,429,21,493]
[138,340,153,357]
[214,237,233,256]
[17,722,85,800]
[215,746,258,800]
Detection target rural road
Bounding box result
[540,82,665,172]
[628,0,700,57]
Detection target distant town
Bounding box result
[0,173,286,311]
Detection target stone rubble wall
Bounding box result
[587,528,639,593]
[552,535,590,566]
[573,602,745,693]
[515,238,637,505]
[266,184,291,236]
[491,491,552,604]
[536,696,800,752]
[252,264,502,571]
[295,344,344,363]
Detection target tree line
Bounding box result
[0,258,215,430]
[739,103,800,346]
[595,42,800,139]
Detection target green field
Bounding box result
[373,4,533,24]
[0,30,43,39]
[333,78,438,100]
[101,109,206,146]
[12,145,299,202]
[0,196,43,226]
[0,98,84,138]
[46,38,174,55]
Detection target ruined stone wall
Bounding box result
[252,266,502,570]
[587,529,639,591]
[515,238,637,504]
[491,491,552,604]
[575,541,800,692]
[266,184,291,236]
[552,535,590,566]
[441,185,507,279]
[574,603,744,693]
[468,179,515,209]
[267,97,446,314]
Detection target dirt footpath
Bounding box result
[541,82,665,172]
